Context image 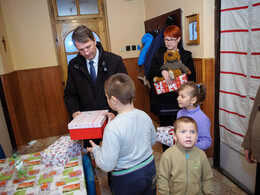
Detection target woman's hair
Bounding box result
[164,25,182,38]
[72,25,95,44]
[174,116,198,132]
[105,73,136,105]
[178,81,207,106]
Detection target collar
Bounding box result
[176,142,193,153]
[87,48,99,66]
[184,105,200,114]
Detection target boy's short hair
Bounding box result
[105,73,135,105]
[174,116,198,132]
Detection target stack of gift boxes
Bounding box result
[41,110,108,167]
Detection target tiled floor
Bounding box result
[94,142,247,195]
[17,134,247,195]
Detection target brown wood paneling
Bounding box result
[1,72,25,147]
[123,58,159,123]
[1,66,69,147]
[194,58,215,158]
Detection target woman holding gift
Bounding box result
[147,25,196,151]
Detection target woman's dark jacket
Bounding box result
[64,42,127,118]
[147,45,196,116]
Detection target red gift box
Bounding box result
[154,73,188,95]
[68,110,108,140]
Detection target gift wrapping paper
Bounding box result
[154,73,188,95]
[0,153,86,194]
[68,110,108,129]
[40,136,82,167]
[156,126,175,146]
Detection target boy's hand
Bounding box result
[86,140,96,153]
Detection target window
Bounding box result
[52,0,103,21]
[65,31,100,65]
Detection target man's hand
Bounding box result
[72,111,81,119]
[105,112,116,122]
[86,140,96,153]
[244,149,254,163]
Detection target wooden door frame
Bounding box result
[214,0,221,168]
[47,0,110,84]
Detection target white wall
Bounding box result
[144,0,215,58]
[220,142,256,192]
[0,0,58,71]
[106,0,145,58]
[0,1,14,74]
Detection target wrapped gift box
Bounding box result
[41,136,82,167]
[154,73,188,95]
[156,126,175,146]
[68,110,108,140]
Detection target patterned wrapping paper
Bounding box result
[68,110,108,129]
[154,73,188,95]
[40,136,82,167]
[68,110,108,140]
[156,126,175,147]
[0,153,87,194]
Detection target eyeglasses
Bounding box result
[78,45,92,53]
[164,38,177,43]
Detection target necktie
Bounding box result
[89,61,96,84]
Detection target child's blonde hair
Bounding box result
[173,116,198,133]
[178,81,207,106]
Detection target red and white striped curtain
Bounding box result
[220,0,260,152]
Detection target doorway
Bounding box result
[48,0,109,84]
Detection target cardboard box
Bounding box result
[68,110,108,140]
[156,126,175,146]
[154,73,188,95]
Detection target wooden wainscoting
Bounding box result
[1,66,69,147]
[194,58,215,157]
[123,58,159,124]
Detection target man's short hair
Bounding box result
[105,73,135,105]
[174,116,198,132]
[72,25,94,44]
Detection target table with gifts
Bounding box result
[0,137,87,194]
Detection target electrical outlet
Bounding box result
[131,45,136,51]
[126,45,131,51]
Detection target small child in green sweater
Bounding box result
[158,116,213,195]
